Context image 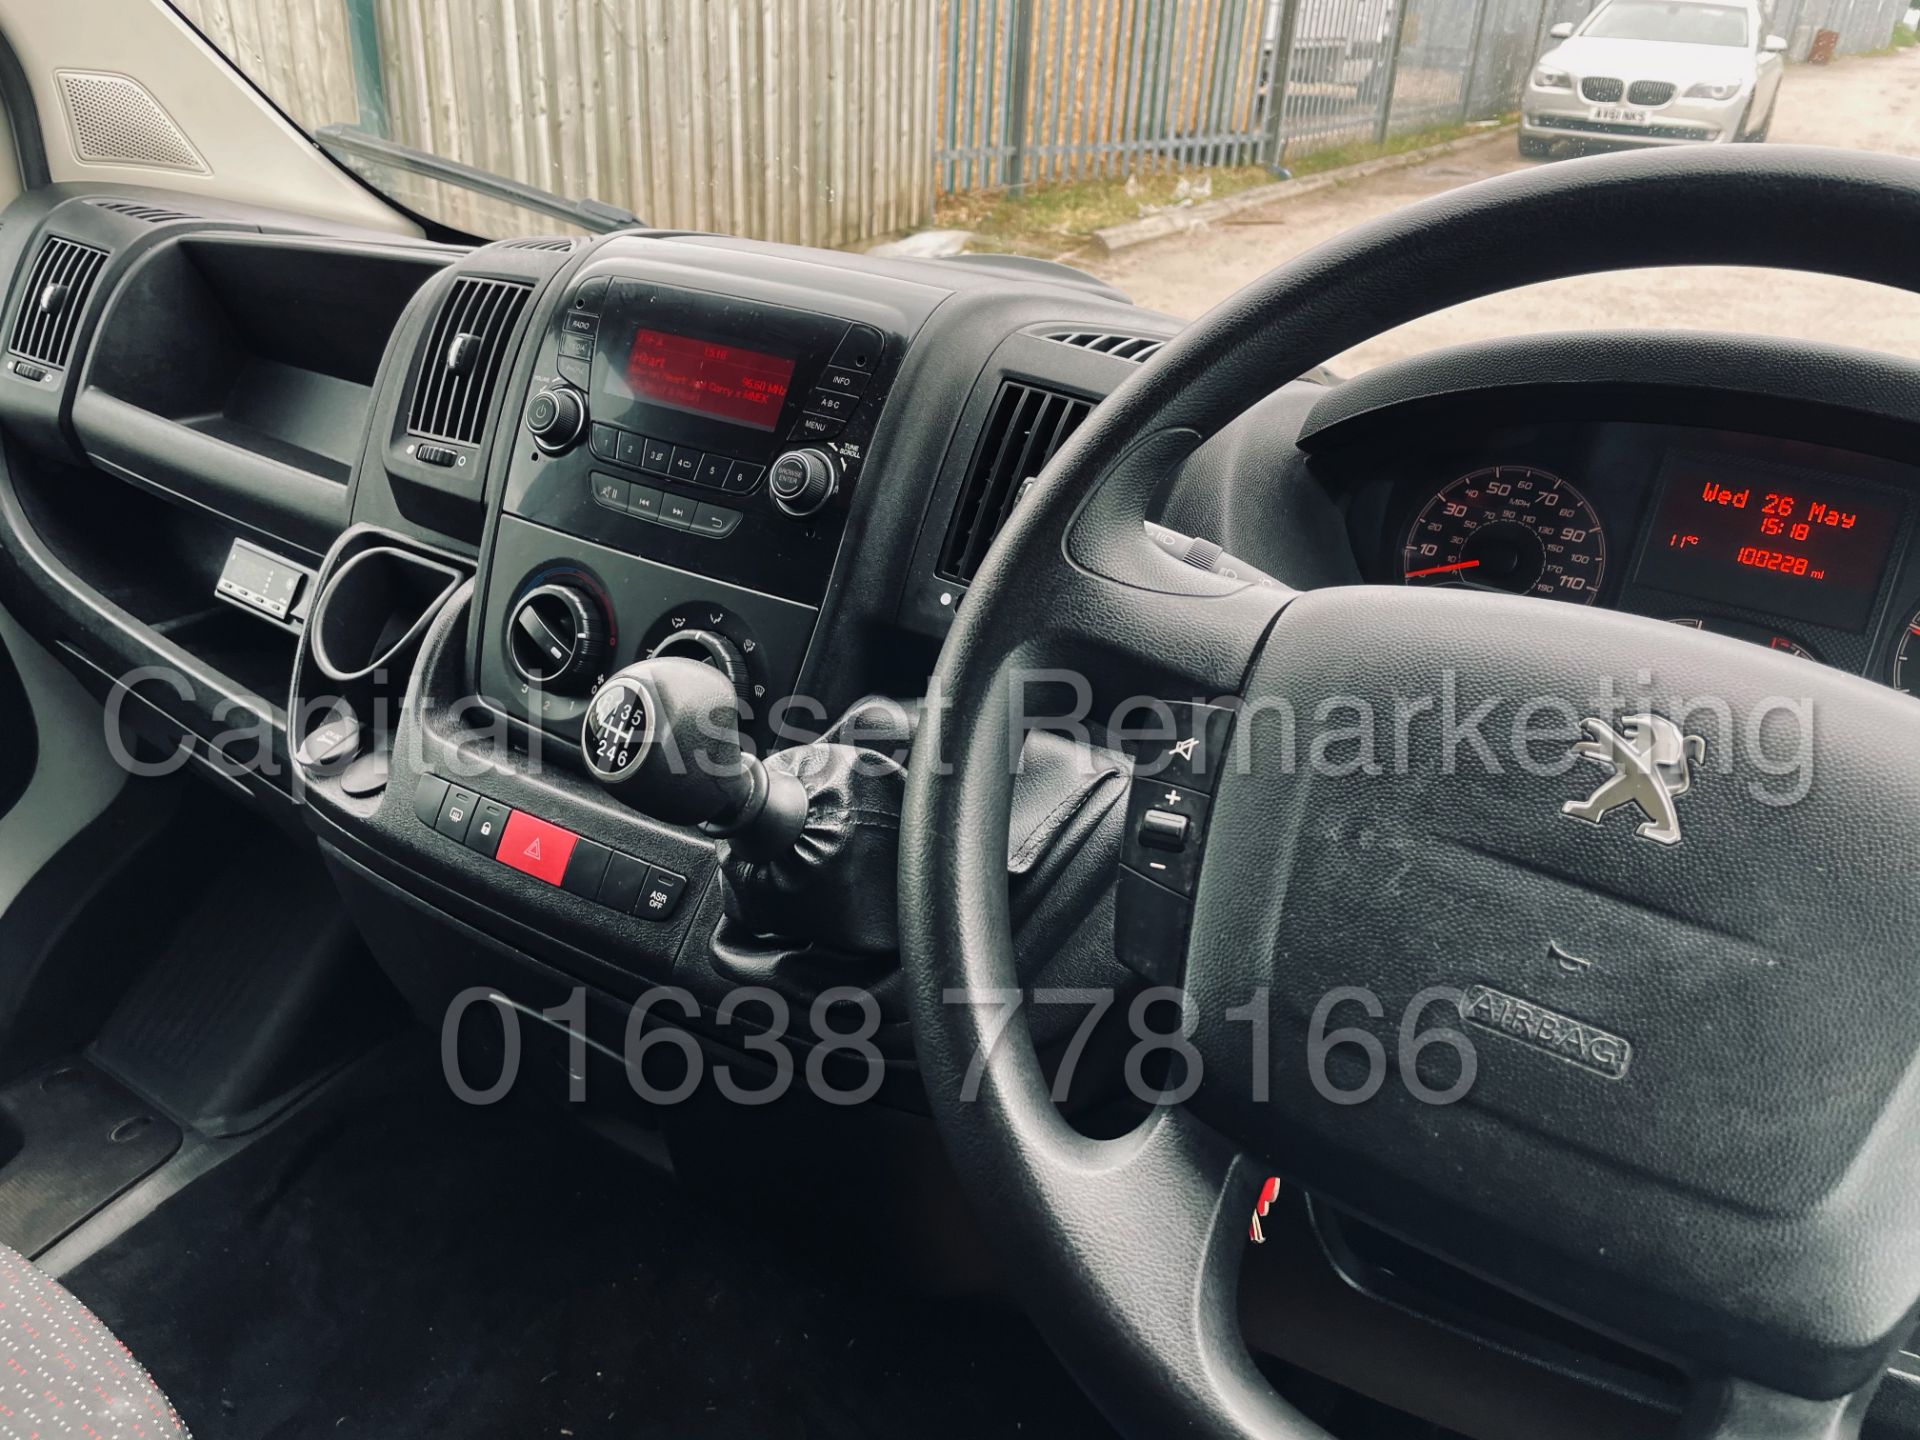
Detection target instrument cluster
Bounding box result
[1366,422,1920,695]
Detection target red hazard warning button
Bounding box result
[495,809,578,886]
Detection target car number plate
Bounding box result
[1590,105,1651,124]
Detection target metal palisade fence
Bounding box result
[173,0,1908,246]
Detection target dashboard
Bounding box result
[8,177,1920,1440]
[1343,421,1920,695]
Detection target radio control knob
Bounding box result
[647,628,750,705]
[507,582,606,692]
[525,386,586,452]
[768,448,837,518]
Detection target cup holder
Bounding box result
[309,545,463,683]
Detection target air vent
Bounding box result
[9,236,109,369]
[499,236,578,252]
[406,276,532,447]
[1043,330,1167,363]
[937,381,1091,585]
[86,197,197,224]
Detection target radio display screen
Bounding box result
[1634,454,1901,631]
[616,327,796,432]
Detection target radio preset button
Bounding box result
[589,423,619,461]
[640,437,672,475]
[668,447,704,482]
[616,430,646,469]
[723,461,764,494]
[695,454,731,489]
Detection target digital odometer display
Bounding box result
[1634,455,1901,632]
[621,328,795,432]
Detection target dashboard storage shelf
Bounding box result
[75,234,446,555]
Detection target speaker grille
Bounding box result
[58,71,206,173]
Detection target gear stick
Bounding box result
[580,657,809,860]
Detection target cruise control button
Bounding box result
[640,437,673,475]
[634,866,687,920]
[496,810,578,886]
[690,503,741,539]
[658,493,697,530]
[617,430,646,470]
[435,785,480,844]
[723,461,764,494]
[668,447,704,482]
[598,852,648,910]
[466,798,511,856]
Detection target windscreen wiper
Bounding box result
[314,124,643,234]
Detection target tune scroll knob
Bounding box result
[507,582,607,692]
[768,448,838,518]
[525,385,586,452]
[647,629,750,706]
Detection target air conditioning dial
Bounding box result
[647,628,750,706]
[525,385,586,452]
[768,448,838,518]
[507,582,607,692]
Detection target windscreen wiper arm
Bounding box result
[314,124,643,234]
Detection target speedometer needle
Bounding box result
[1404,559,1482,579]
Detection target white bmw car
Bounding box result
[1521,0,1787,155]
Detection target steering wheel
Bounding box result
[899,145,1920,1440]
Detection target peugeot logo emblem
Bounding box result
[1560,713,1705,847]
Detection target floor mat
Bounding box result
[64,1042,1115,1440]
[0,1058,180,1257]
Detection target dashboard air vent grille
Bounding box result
[1043,330,1167,363]
[500,236,578,252]
[86,198,198,224]
[937,381,1091,585]
[407,276,532,446]
[9,236,109,369]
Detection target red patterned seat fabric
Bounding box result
[0,1244,188,1438]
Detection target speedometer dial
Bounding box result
[1402,466,1605,605]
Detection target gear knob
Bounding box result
[581,658,806,855]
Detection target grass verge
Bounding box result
[933,114,1513,256]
